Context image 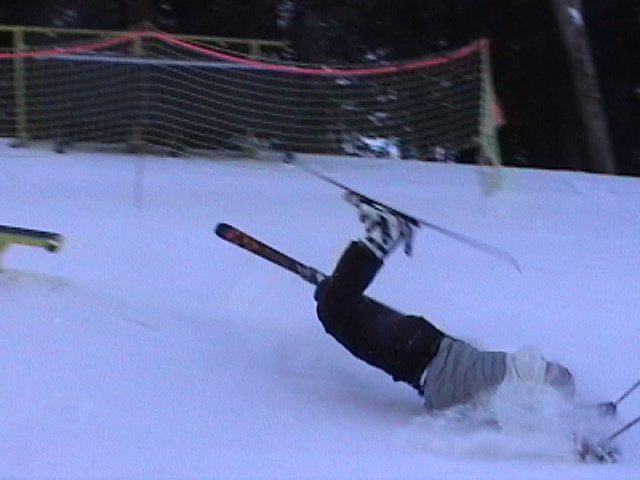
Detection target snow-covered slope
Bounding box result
[1,145,639,478]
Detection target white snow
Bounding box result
[567,7,584,26]
[1,143,639,478]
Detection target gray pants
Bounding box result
[423,337,507,410]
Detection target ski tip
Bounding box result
[215,223,232,237]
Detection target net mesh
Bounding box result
[0,31,501,164]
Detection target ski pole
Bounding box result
[614,379,640,406]
[606,415,640,442]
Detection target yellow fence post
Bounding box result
[0,240,8,271]
[13,27,29,144]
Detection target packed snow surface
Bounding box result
[1,144,639,478]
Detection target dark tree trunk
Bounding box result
[549,0,616,173]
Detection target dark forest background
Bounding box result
[1,0,639,175]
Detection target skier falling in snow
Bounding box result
[313,194,618,462]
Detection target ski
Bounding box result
[292,163,522,273]
[216,222,423,324]
[215,223,326,286]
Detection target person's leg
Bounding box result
[315,240,444,391]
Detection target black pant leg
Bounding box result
[315,241,444,391]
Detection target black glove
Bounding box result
[575,436,619,463]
